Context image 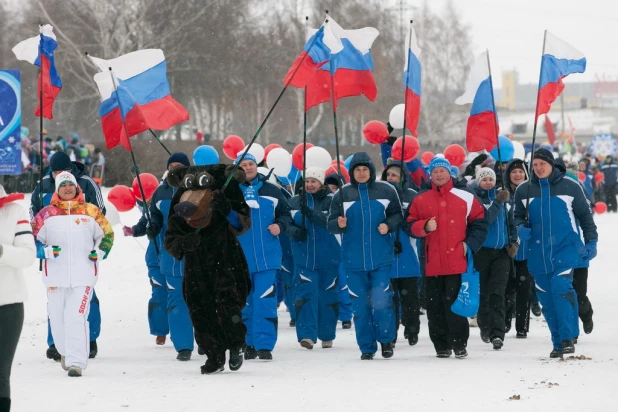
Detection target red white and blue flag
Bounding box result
[12,25,62,119]
[536,31,586,119]
[88,49,189,150]
[456,51,499,153]
[403,26,421,137]
[305,18,379,111]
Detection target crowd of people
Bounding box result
[0,133,607,410]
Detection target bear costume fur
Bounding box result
[164,164,251,374]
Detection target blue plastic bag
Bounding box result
[451,245,480,318]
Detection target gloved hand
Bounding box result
[180,233,201,252]
[88,250,99,262]
[122,226,135,237]
[300,204,314,217]
[517,225,531,241]
[37,245,61,260]
[146,223,160,239]
[464,154,488,177]
[213,190,232,216]
[291,228,308,241]
[495,190,510,204]
[583,239,598,260]
[505,242,519,258]
[386,135,397,146]
[394,240,403,255]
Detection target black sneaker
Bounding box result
[289,319,296,327]
[89,340,98,359]
[550,348,563,358]
[360,353,374,360]
[436,349,452,358]
[480,330,491,343]
[380,342,394,359]
[408,335,419,346]
[531,302,542,317]
[176,349,192,361]
[454,348,468,359]
[583,319,593,334]
[491,337,504,350]
[229,348,243,371]
[562,339,575,354]
[46,344,61,362]
[342,321,352,329]
[244,346,257,360]
[201,359,225,375]
[257,349,272,360]
[516,331,527,339]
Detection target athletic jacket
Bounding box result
[328,152,403,272]
[237,175,292,274]
[381,161,420,279]
[503,159,528,261]
[406,178,488,277]
[32,193,114,288]
[30,161,105,219]
[132,202,159,268]
[600,157,618,187]
[0,187,36,306]
[149,180,183,277]
[288,188,341,271]
[278,185,295,274]
[513,165,598,275]
[472,183,517,250]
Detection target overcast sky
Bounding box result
[426,0,618,88]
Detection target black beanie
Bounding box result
[533,148,554,167]
[167,152,190,169]
[50,151,72,172]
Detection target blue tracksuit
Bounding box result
[514,166,598,348]
[328,152,403,354]
[277,186,296,322]
[472,184,517,250]
[288,188,341,344]
[238,175,292,351]
[149,180,194,352]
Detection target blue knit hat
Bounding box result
[428,156,451,174]
[449,165,460,178]
[235,152,257,165]
[167,152,190,169]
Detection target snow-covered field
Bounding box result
[10,192,617,411]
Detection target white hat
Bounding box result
[475,166,496,184]
[305,167,325,185]
[55,171,78,193]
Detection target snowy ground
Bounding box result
[10,191,617,411]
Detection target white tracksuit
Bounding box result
[32,194,113,370]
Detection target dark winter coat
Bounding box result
[149,180,184,276]
[503,159,529,261]
[472,185,517,250]
[601,157,618,187]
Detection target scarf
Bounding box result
[241,178,263,208]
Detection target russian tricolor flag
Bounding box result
[536,31,586,119]
[12,25,62,119]
[88,49,189,150]
[305,18,379,111]
[403,26,421,137]
[284,25,343,88]
[455,51,499,153]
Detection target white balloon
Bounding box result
[242,143,265,164]
[266,148,292,176]
[512,141,525,160]
[305,146,332,170]
[258,167,277,184]
[389,104,405,129]
[103,200,121,227]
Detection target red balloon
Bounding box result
[292,143,314,170]
[391,136,420,162]
[223,135,245,160]
[132,173,159,201]
[108,185,136,212]
[332,159,346,169]
[421,151,435,165]
[578,171,586,182]
[264,144,282,162]
[594,202,607,214]
[325,165,350,184]
[444,144,466,167]
[362,121,389,144]
[595,172,604,183]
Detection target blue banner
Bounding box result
[0,70,22,175]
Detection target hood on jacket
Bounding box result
[349,152,376,185]
[324,172,346,189]
[503,158,529,193]
[0,185,25,208]
[381,159,413,190]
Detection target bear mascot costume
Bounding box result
[164,164,251,374]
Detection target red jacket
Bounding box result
[406,178,487,276]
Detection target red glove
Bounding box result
[122,226,134,237]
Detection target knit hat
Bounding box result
[509,159,526,173]
[475,167,496,183]
[533,148,555,167]
[305,167,325,185]
[428,156,451,174]
[54,171,78,193]
[235,152,257,165]
[566,162,579,178]
[449,165,460,178]
[167,152,190,169]
[50,151,72,172]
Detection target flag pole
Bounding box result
[107,67,159,254]
[525,30,548,224]
[301,15,309,231]
[38,25,44,272]
[84,52,172,156]
[194,21,326,234]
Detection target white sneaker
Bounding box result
[68,366,82,377]
[60,356,68,371]
[321,341,333,349]
[300,339,314,350]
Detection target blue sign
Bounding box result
[0,70,22,175]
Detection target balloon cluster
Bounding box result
[107,173,158,213]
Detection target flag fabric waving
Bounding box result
[544,114,556,144]
[12,25,62,119]
[536,31,586,119]
[305,18,379,111]
[455,51,499,152]
[403,26,421,137]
